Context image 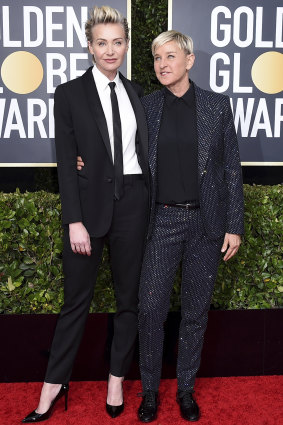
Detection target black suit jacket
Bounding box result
[54,66,149,237]
[141,82,244,239]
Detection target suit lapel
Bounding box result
[82,67,113,163]
[148,90,165,182]
[194,83,212,180]
[119,73,148,170]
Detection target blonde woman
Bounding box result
[22,6,149,422]
[137,30,243,422]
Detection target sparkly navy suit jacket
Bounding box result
[141,82,245,240]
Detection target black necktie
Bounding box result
[109,82,123,200]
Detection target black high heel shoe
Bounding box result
[106,375,124,418]
[22,384,69,423]
[106,402,124,418]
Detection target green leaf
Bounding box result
[23,270,35,277]
[7,276,15,291]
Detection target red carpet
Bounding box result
[1,377,282,425]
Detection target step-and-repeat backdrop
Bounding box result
[1,0,282,165]
[0,0,128,165]
[169,0,283,165]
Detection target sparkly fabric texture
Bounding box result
[138,82,244,393]
[138,206,222,392]
[141,83,244,239]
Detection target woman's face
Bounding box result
[153,40,195,92]
[88,23,128,80]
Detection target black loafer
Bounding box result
[176,390,200,422]
[138,390,159,423]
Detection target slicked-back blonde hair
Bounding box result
[152,30,193,56]
[85,5,129,45]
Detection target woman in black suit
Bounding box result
[22,5,149,422]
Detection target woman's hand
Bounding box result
[221,233,241,261]
[77,156,84,170]
[69,222,91,256]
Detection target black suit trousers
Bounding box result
[138,205,223,392]
[45,176,148,383]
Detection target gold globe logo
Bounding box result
[1,51,44,94]
[251,51,283,94]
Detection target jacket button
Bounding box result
[107,178,113,183]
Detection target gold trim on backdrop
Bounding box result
[127,0,131,79]
[0,163,57,167]
[1,162,282,167]
[168,0,173,30]
[241,162,283,166]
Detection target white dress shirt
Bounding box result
[92,65,142,175]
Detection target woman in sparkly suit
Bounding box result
[137,30,244,423]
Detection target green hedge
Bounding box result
[132,0,168,94]
[0,185,282,314]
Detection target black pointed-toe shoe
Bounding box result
[138,390,159,423]
[106,374,124,418]
[106,401,124,418]
[176,390,200,422]
[22,384,69,423]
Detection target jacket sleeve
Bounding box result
[222,96,245,235]
[130,81,144,98]
[54,84,83,225]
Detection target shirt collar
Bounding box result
[92,65,122,93]
[164,81,195,108]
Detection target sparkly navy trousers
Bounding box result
[138,204,223,392]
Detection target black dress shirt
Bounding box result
[156,84,199,204]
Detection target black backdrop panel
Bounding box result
[171,0,283,165]
[0,0,128,165]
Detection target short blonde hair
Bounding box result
[152,30,194,56]
[85,5,129,44]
